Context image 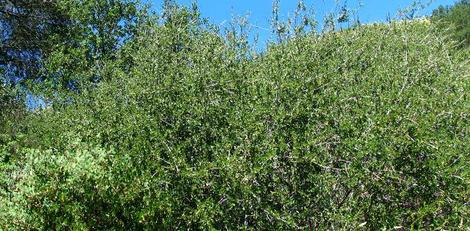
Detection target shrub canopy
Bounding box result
[1,2,469,230]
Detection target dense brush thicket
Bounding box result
[1,3,469,230]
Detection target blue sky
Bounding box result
[147,0,458,46]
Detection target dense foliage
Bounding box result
[432,0,470,49]
[0,0,67,82]
[1,1,469,230]
[0,0,145,91]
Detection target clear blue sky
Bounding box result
[146,0,458,46]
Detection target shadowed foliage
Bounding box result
[432,0,470,48]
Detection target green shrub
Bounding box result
[1,5,469,230]
[1,134,117,230]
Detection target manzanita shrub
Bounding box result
[1,3,469,230]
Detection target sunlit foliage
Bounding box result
[1,1,469,230]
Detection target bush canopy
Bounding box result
[1,1,469,230]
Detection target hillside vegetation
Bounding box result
[1,1,469,230]
[432,0,470,48]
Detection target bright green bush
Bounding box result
[1,135,114,229]
[1,5,469,230]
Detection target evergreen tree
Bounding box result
[0,0,145,92]
[0,0,68,83]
